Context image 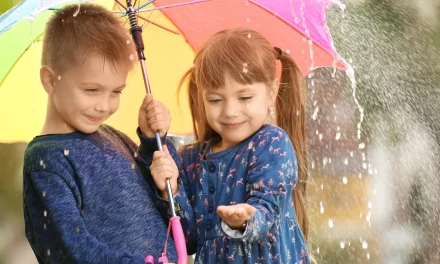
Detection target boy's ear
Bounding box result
[40,65,56,94]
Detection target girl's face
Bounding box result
[203,74,276,151]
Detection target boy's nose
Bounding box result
[94,98,110,112]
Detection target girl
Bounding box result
[150,27,310,263]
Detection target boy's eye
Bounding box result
[113,90,122,94]
[239,96,252,101]
[85,88,98,93]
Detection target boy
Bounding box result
[23,3,177,263]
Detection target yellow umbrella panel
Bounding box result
[0,0,194,143]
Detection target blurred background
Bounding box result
[1,0,440,263]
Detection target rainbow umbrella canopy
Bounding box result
[0,0,346,143]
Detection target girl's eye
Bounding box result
[113,90,122,94]
[239,96,252,101]
[208,99,222,103]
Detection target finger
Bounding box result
[140,94,153,110]
[145,101,168,116]
[152,151,168,160]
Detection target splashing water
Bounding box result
[64,149,69,156]
[342,176,348,184]
[340,241,346,249]
[345,66,364,141]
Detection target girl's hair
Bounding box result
[178,27,309,240]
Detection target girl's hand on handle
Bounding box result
[217,203,256,230]
[150,145,179,199]
[138,94,171,138]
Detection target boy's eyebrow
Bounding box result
[80,83,126,89]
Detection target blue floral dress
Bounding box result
[159,125,310,264]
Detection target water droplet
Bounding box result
[311,160,315,169]
[342,177,348,184]
[316,247,320,254]
[57,75,62,80]
[344,158,348,165]
[129,54,135,61]
[362,162,367,169]
[40,160,44,166]
[134,152,138,158]
[335,131,341,140]
[368,202,372,209]
[308,72,314,78]
[247,33,252,39]
[302,37,307,42]
[366,211,371,222]
[328,219,334,228]
[312,106,319,120]
[131,163,135,169]
[323,157,328,166]
[44,210,47,217]
[362,241,368,249]
[318,133,323,141]
[367,253,370,259]
[44,223,47,229]
[42,191,46,197]
[76,227,80,233]
[340,241,345,249]
[126,40,131,44]
[285,49,290,54]
[320,207,324,214]
[295,17,300,23]
[350,151,354,157]
[242,62,248,73]
[47,249,51,256]
[320,184,324,190]
[64,149,69,156]
[245,0,249,6]
[246,18,251,22]
[62,19,64,22]
[179,138,185,144]
[359,142,365,149]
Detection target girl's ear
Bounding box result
[40,65,57,94]
[270,78,280,105]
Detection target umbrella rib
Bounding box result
[114,0,127,10]
[136,13,180,35]
[137,0,210,13]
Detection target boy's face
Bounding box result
[50,55,128,133]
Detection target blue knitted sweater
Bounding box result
[23,125,177,263]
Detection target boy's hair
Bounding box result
[179,27,309,241]
[42,3,137,73]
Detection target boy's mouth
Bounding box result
[85,115,105,123]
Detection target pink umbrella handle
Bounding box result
[170,216,187,264]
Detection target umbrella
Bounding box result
[0,0,346,263]
[0,0,346,144]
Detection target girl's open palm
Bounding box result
[217,203,256,230]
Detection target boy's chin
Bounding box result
[76,124,102,134]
